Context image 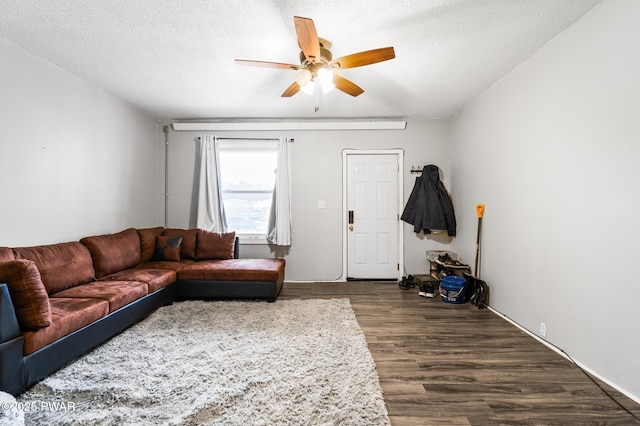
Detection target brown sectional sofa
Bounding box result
[0,227,285,395]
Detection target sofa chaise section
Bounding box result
[176,258,285,302]
[136,228,285,302]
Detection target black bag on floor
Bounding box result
[463,272,488,307]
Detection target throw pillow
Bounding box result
[0,259,52,330]
[196,230,236,260]
[152,236,184,262]
[137,227,164,262]
[163,228,197,260]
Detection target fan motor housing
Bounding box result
[299,45,332,66]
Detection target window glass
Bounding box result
[217,142,277,236]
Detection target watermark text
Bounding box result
[1,400,76,412]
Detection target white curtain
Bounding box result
[195,134,226,232]
[267,137,292,246]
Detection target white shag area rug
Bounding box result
[18,299,390,426]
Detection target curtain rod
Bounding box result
[174,121,406,131]
[217,137,281,141]
[196,137,293,142]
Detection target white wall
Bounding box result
[0,38,162,246]
[449,0,640,401]
[164,119,452,281]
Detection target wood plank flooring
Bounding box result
[279,281,640,425]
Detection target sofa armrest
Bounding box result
[234,237,240,259]
[0,283,25,395]
[0,284,21,343]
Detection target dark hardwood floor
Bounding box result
[279,281,640,426]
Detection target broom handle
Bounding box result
[474,204,485,277]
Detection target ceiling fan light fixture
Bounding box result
[295,69,312,87]
[317,67,335,93]
[321,81,335,94]
[300,80,315,95]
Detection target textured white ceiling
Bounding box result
[0,0,603,120]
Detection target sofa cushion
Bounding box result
[0,247,15,262]
[13,242,95,294]
[52,281,149,313]
[196,230,236,260]
[152,236,183,262]
[136,259,193,272]
[22,297,109,355]
[163,228,197,260]
[0,260,51,330]
[80,228,141,278]
[178,259,285,283]
[103,268,176,293]
[137,227,164,262]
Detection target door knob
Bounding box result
[348,225,354,231]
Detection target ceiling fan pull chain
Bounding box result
[314,83,321,112]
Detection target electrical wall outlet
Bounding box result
[540,321,547,338]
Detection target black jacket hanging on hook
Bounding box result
[401,165,457,236]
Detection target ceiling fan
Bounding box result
[235,16,395,98]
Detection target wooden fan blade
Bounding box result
[294,16,320,63]
[333,74,364,97]
[331,47,395,69]
[282,82,301,97]
[235,59,299,70]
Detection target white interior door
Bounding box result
[345,152,401,280]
